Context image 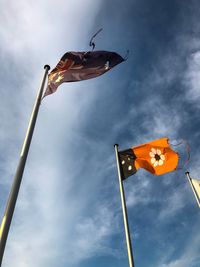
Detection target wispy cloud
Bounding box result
[183,51,200,103]
[1,1,200,267]
[0,1,108,267]
[158,185,187,220]
[158,223,200,267]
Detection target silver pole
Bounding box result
[0,65,50,266]
[114,144,135,267]
[185,171,200,208]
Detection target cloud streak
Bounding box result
[1,1,200,267]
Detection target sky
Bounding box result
[0,0,200,267]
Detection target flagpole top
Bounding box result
[44,65,50,70]
[114,144,119,148]
[185,171,190,175]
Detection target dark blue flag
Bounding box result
[44,51,124,97]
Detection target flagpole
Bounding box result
[114,144,135,267]
[0,65,50,266]
[185,171,200,208]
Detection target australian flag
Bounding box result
[44,51,124,97]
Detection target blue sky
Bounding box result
[0,0,200,266]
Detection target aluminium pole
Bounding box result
[114,144,135,267]
[0,65,50,266]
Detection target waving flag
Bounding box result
[44,50,124,97]
[119,138,179,179]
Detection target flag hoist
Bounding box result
[0,65,50,266]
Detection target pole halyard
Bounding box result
[114,144,135,267]
[0,65,50,266]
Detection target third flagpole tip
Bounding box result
[44,65,50,71]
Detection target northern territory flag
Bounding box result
[119,138,179,179]
[44,51,124,97]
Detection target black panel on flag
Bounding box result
[119,149,137,180]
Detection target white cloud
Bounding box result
[125,174,152,207]
[73,206,119,262]
[158,186,186,220]
[1,2,200,267]
[158,224,200,267]
[0,0,102,60]
[183,51,200,103]
[0,1,108,267]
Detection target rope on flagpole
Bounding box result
[169,139,190,169]
[89,28,103,50]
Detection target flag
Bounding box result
[119,138,179,179]
[44,50,124,97]
[190,177,200,205]
[191,178,200,198]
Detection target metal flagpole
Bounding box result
[185,171,200,208]
[114,144,135,267]
[0,65,50,266]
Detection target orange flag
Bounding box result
[119,138,179,179]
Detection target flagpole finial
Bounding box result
[185,171,190,175]
[44,65,50,70]
[114,144,119,148]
